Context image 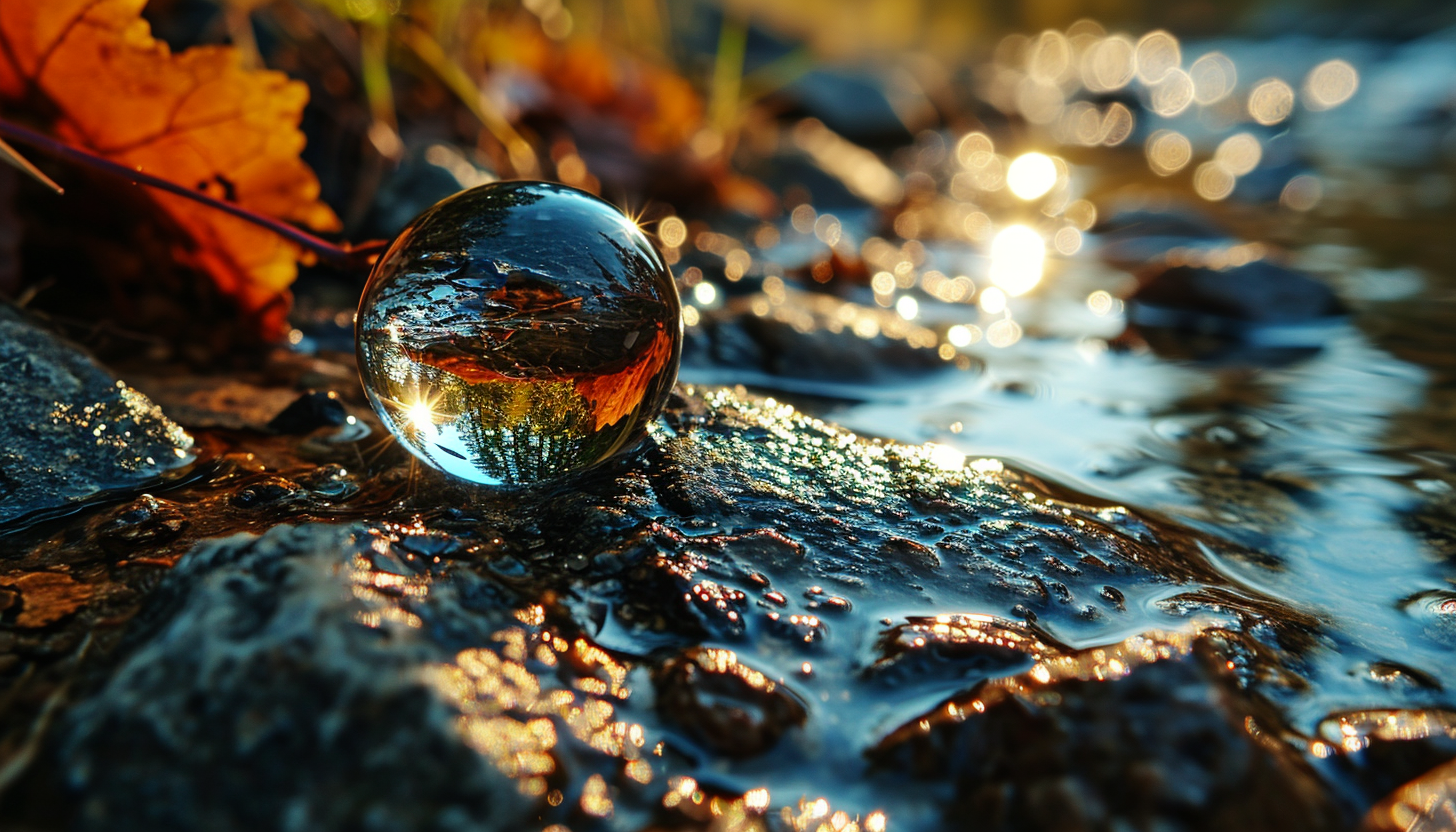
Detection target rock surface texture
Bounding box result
[0,306,193,527]
[0,312,1450,832]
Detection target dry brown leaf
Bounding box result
[0,0,340,338]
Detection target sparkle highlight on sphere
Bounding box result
[356,181,682,487]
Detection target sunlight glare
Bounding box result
[1007,153,1058,200]
[989,226,1046,296]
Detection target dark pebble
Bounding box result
[266,390,349,434]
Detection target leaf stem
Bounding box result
[0,118,385,270]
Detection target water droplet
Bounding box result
[356,181,682,487]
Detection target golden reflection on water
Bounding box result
[422,620,644,800]
[657,777,886,832]
[872,611,1202,749]
[1363,757,1456,832]
[964,18,1364,239]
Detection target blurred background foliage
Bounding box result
[136,0,1456,239]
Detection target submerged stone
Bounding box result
[0,305,193,527]
[1130,261,1345,328]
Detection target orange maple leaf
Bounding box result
[0,0,341,338]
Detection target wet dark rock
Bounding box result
[869,657,1346,832]
[363,142,496,240]
[654,646,808,759]
[763,610,828,648]
[879,537,942,570]
[1127,261,1347,361]
[57,524,537,832]
[775,70,918,147]
[266,390,349,434]
[0,386,1398,831]
[1233,133,1313,203]
[1096,208,1229,241]
[1358,742,1456,829]
[96,495,189,556]
[1130,261,1344,328]
[229,476,306,509]
[681,307,954,399]
[866,615,1037,688]
[1094,207,1234,270]
[294,464,362,502]
[610,561,752,646]
[0,306,193,527]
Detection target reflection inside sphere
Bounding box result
[357,181,681,487]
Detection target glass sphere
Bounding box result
[356,181,682,487]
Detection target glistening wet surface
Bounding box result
[5,21,1456,832]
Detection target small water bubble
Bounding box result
[1400,590,1456,645]
[356,181,682,487]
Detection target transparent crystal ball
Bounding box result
[356,181,682,487]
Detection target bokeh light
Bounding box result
[989,225,1046,295]
[1007,152,1058,199]
[956,132,995,167]
[1189,52,1237,104]
[1249,78,1296,125]
[1065,200,1098,230]
[1135,31,1182,84]
[1101,103,1136,146]
[1281,174,1323,210]
[895,295,919,320]
[1305,59,1359,110]
[1053,226,1083,255]
[1146,130,1192,175]
[987,318,1023,348]
[1083,35,1136,92]
[1027,30,1073,83]
[947,324,975,347]
[1150,68,1194,117]
[1017,77,1066,124]
[1215,132,1262,175]
[1193,161,1236,200]
[657,216,687,248]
